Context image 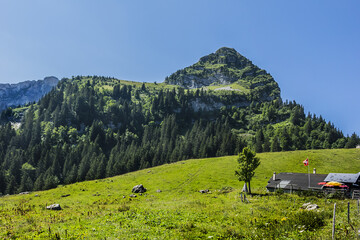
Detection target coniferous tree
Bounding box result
[6,175,17,194]
[19,171,34,192]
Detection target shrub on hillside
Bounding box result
[288,210,326,231]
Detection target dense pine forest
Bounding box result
[0,76,358,195]
[0,48,359,195]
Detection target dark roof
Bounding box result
[324,173,360,184]
[266,172,328,191]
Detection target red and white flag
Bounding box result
[303,158,309,166]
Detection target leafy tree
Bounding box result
[235,147,260,194]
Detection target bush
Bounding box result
[296,190,326,198]
[218,186,233,194]
[289,210,326,231]
[274,188,284,195]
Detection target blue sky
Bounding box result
[0,1,359,135]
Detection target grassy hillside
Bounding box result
[1,149,359,239]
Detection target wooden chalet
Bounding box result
[266,171,360,198]
[266,172,327,193]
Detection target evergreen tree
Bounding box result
[345,133,360,148]
[0,167,6,194]
[19,171,34,192]
[254,129,264,153]
[6,175,17,194]
[33,174,45,191]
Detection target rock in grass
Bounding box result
[301,202,319,210]
[61,194,70,197]
[199,189,209,193]
[19,192,30,195]
[129,194,137,198]
[132,184,147,193]
[156,189,162,193]
[46,204,62,210]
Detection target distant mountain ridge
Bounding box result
[0,76,58,111]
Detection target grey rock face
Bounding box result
[132,184,147,193]
[0,76,59,111]
[190,98,250,112]
[177,73,235,89]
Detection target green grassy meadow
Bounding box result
[1,148,359,239]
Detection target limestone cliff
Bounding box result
[0,76,59,111]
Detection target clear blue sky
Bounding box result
[0,1,359,136]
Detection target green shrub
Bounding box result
[274,188,284,195]
[218,186,233,194]
[117,204,130,212]
[289,210,326,231]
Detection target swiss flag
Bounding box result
[303,158,309,166]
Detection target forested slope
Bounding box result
[0,48,358,195]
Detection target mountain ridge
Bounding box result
[0,76,59,111]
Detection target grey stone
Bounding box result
[301,202,319,211]
[132,184,147,193]
[18,192,30,195]
[199,189,209,194]
[46,204,61,210]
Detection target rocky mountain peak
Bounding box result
[199,47,253,68]
[43,76,59,85]
[164,47,270,89]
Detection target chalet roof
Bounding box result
[324,173,360,184]
[266,172,328,191]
